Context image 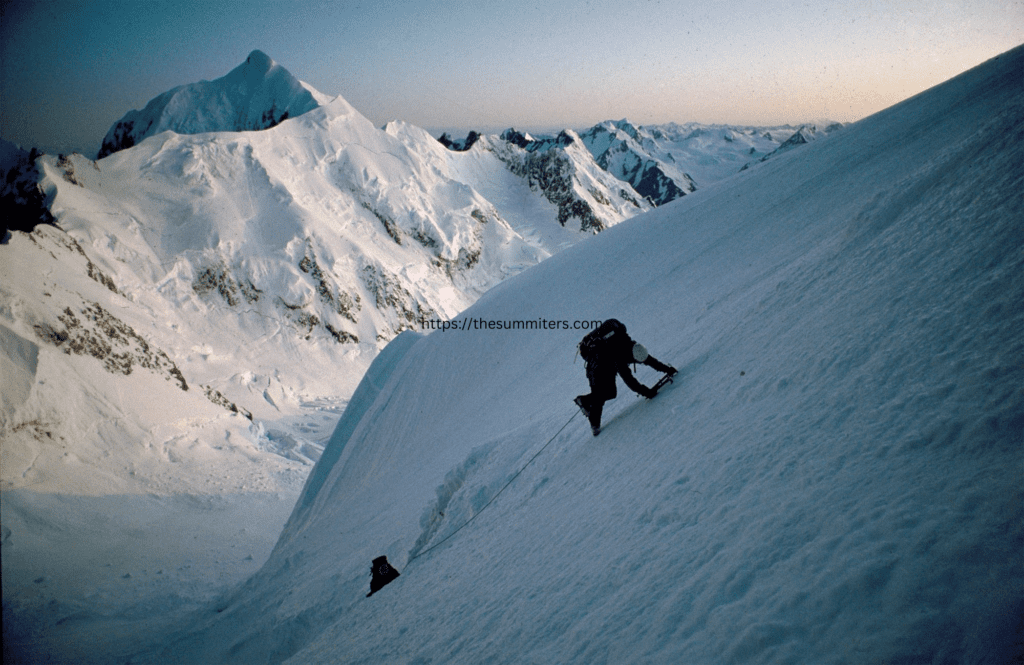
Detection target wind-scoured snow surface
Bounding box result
[136,47,1023,664]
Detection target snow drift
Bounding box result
[142,47,1023,664]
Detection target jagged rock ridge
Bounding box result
[439,118,843,209]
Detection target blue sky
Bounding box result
[1,0,1021,155]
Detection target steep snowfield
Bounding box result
[135,46,1023,664]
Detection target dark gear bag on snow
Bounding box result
[366,555,401,597]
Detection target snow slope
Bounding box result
[139,46,1023,664]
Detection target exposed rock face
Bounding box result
[499,128,533,149]
[477,129,648,233]
[33,301,188,391]
[437,131,481,151]
[607,149,694,206]
[1,142,56,240]
[524,149,605,232]
[577,121,697,206]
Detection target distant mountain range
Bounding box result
[440,119,842,207]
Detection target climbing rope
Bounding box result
[408,409,581,563]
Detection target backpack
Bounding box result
[578,319,628,365]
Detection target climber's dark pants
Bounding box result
[577,355,669,428]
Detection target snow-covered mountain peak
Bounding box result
[97,51,330,159]
[240,49,275,75]
[228,49,285,92]
[608,118,640,139]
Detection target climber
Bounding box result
[574,319,675,436]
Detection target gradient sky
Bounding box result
[2,0,1021,156]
